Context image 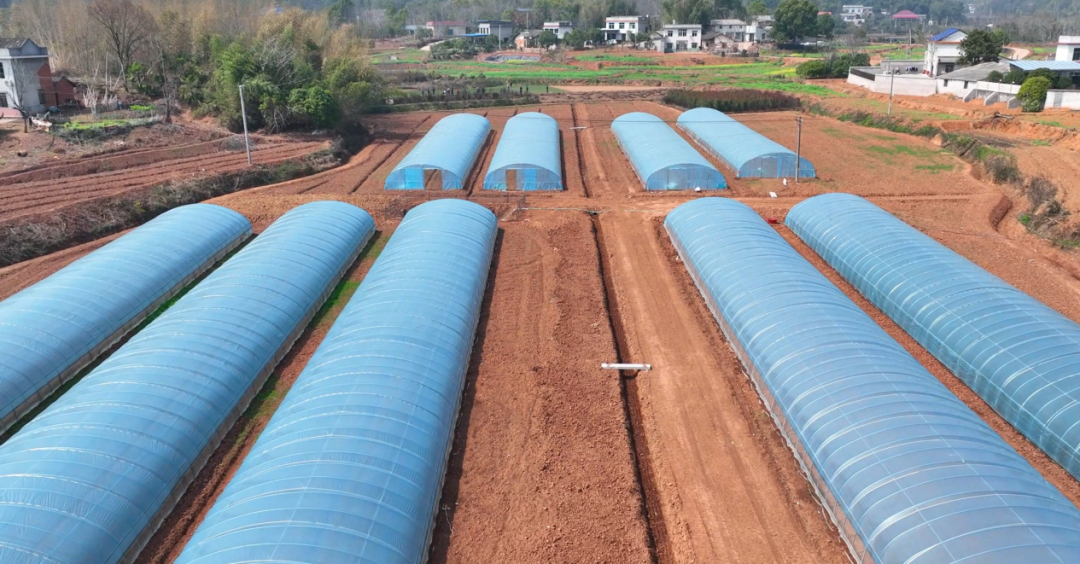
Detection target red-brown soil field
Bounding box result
[5,99,1080,564]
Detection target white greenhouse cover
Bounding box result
[611,112,726,191]
[666,197,1080,564]
[175,199,497,564]
[0,201,375,564]
[789,193,1080,484]
[483,112,563,190]
[677,107,815,179]
[385,113,491,190]
[0,204,250,435]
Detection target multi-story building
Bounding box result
[543,21,575,40]
[1056,36,1080,62]
[0,38,51,117]
[602,16,648,43]
[924,28,967,76]
[425,21,468,38]
[840,5,873,25]
[478,20,515,42]
[655,23,703,53]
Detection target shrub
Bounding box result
[1055,75,1073,89]
[1018,76,1051,112]
[663,89,801,113]
[796,53,870,79]
[1002,68,1027,85]
[985,70,1004,83]
[796,60,830,79]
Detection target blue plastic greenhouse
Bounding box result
[175,199,497,564]
[789,193,1080,483]
[611,112,726,191]
[385,113,491,190]
[483,112,563,190]
[0,201,375,564]
[0,204,250,436]
[666,197,1080,564]
[677,108,815,179]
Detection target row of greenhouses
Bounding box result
[668,196,1080,564]
[0,200,496,564]
[383,109,813,192]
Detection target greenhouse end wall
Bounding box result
[175,199,497,564]
[385,113,491,190]
[666,197,1080,564]
[483,112,563,191]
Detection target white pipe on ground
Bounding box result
[601,363,652,371]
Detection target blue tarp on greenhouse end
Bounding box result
[677,108,815,179]
[611,112,726,191]
[0,201,374,564]
[385,113,491,190]
[666,197,1080,564]
[483,112,563,190]
[0,204,250,436]
[175,199,497,564]
[788,193,1080,484]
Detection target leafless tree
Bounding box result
[5,59,46,132]
[87,0,159,89]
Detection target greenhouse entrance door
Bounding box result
[760,157,779,178]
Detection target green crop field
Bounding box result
[370,47,849,97]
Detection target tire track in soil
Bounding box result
[596,211,850,564]
[465,109,510,195]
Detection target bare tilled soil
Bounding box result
[431,210,652,564]
[0,230,124,299]
[10,99,1080,564]
[0,140,328,222]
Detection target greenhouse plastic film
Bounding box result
[676,107,815,179]
[665,197,1080,564]
[483,112,563,190]
[611,112,726,191]
[385,113,491,190]
[0,201,375,564]
[0,204,250,435]
[174,199,496,564]
[788,192,1080,483]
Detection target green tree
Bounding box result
[817,13,835,38]
[958,28,1009,65]
[774,0,819,43]
[289,85,339,128]
[327,0,354,26]
[1017,76,1051,112]
[538,29,559,48]
[663,0,746,26]
[747,0,770,16]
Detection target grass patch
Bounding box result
[1031,139,1052,146]
[915,163,954,173]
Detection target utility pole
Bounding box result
[238,84,252,166]
[795,116,803,183]
[888,68,896,116]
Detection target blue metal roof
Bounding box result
[385,113,491,190]
[677,108,814,179]
[0,204,250,436]
[666,197,1080,564]
[483,112,563,190]
[174,200,497,564]
[611,112,725,191]
[1010,60,1080,71]
[929,28,962,42]
[0,201,375,564]
[789,193,1080,485]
